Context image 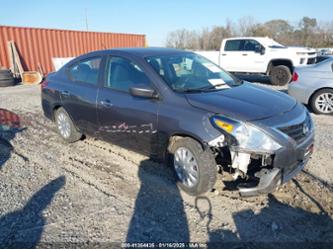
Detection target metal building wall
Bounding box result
[0,25,146,74]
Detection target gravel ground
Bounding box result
[0,82,333,248]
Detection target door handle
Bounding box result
[61,90,70,96]
[221,53,227,56]
[242,54,248,56]
[100,100,113,108]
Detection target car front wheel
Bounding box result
[269,65,292,86]
[54,107,82,142]
[310,89,333,114]
[168,137,217,196]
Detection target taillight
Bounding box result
[41,80,48,89]
[292,72,298,82]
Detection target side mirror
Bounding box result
[129,86,158,99]
[255,46,265,55]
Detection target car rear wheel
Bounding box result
[269,65,292,86]
[168,137,217,196]
[310,89,333,115]
[54,107,82,142]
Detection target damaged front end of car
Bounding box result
[208,114,314,197]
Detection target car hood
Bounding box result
[185,83,297,121]
[286,46,316,53]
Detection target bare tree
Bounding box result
[207,26,232,50]
[166,29,200,50]
[198,27,211,50]
[237,16,258,36]
[318,21,333,47]
[165,16,333,50]
[166,29,187,49]
[265,19,293,41]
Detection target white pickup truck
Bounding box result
[196,37,317,85]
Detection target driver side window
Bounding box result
[105,56,151,92]
[242,40,262,52]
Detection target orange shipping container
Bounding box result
[0,25,146,75]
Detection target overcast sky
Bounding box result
[0,0,332,46]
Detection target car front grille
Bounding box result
[278,116,312,143]
[307,58,316,64]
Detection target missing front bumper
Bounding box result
[238,168,281,197]
[238,160,306,197]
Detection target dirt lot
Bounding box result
[0,83,333,248]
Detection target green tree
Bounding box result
[299,17,318,46]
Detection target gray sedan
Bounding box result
[42,48,314,197]
[288,57,333,114]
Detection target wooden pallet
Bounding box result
[7,41,24,78]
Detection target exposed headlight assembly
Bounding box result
[211,115,282,153]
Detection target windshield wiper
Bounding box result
[175,88,205,93]
[199,83,227,90]
[174,83,231,93]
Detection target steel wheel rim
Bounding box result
[57,113,71,138]
[173,147,199,188]
[275,69,288,82]
[315,92,333,114]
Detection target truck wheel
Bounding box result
[310,89,333,115]
[269,65,292,86]
[168,137,217,196]
[54,107,82,143]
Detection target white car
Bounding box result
[288,57,333,114]
[197,37,317,85]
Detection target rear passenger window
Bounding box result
[225,40,242,51]
[105,56,151,92]
[69,57,101,85]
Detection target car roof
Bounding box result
[224,37,271,42]
[61,47,195,71]
[87,47,190,58]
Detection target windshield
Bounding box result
[146,53,241,93]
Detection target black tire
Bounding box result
[0,71,14,80]
[0,78,16,87]
[0,69,13,76]
[54,107,82,143]
[0,74,13,80]
[0,69,12,74]
[269,65,292,86]
[310,89,333,115]
[168,137,217,196]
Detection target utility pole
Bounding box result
[85,8,89,31]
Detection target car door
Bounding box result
[241,39,266,73]
[60,56,102,135]
[96,55,159,156]
[220,39,244,72]
[319,61,333,80]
